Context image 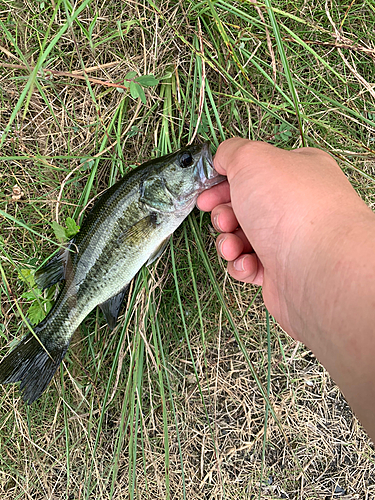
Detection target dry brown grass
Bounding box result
[0,0,375,499]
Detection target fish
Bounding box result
[0,142,225,404]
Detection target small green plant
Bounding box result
[122,72,159,104]
[18,218,80,324]
[51,217,80,242]
[18,268,54,325]
[274,122,293,142]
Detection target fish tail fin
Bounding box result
[0,329,69,404]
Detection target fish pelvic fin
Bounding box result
[146,236,170,266]
[0,330,69,404]
[99,284,131,330]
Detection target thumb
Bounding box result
[213,137,252,176]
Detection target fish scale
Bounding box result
[0,142,225,404]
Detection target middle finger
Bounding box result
[211,203,239,233]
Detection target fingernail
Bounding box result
[217,237,227,257]
[213,214,222,232]
[233,256,245,272]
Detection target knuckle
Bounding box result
[233,141,278,167]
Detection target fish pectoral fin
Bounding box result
[146,236,170,266]
[34,245,70,290]
[99,285,130,330]
[117,213,158,246]
[140,176,175,212]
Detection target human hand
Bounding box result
[198,137,375,442]
[197,138,371,339]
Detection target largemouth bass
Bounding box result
[0,142,225,404]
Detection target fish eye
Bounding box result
[179,152,193,168]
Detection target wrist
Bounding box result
[289,207,375,441]
[285,206,375,344]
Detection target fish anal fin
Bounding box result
[99,284,130,330]
[35,246,70,290]
[146,236,170,266]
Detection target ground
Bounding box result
[0,0,374,498]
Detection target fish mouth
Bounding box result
[198,142,226,189]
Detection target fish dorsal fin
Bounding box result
[99,285,130,330]
[34,246,70,290]
[146,236,170,266]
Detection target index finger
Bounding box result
[213,137,253,176]
[196,180,230,212]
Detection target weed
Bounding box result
[0,0,374,499]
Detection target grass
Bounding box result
[1,0,375,498]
